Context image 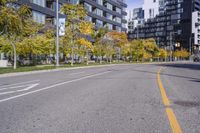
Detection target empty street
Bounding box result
[0,62,200,133]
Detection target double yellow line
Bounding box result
[157,68,182,133]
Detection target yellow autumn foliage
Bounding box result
[79,22,94,35]
[77,38,93,51]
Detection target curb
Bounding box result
[0,64,117,78]
[0,61,192,78]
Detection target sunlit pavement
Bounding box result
[0,62,199,133]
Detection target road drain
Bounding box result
[174,101,200,107]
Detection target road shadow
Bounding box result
[189,79,200,83]
[130,67,200,83]
[155,62,200,71]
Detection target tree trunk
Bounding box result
[100,56,102,64]
[86,49,89,65]
[106,55,109,63]
[11,42,17,69]
[71,43,74,66]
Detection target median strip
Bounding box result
[157,68,182,133]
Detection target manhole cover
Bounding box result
[174,101,200,107]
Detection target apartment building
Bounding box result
[127,8,144,33]
[15,0,127,32]
[192,11,200,52]
[128,0,200,53]
[80,0,127,32]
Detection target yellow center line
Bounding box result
[157,67,182,133]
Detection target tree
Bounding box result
[143,52,152,61]
[174,48,190,60]
[79,21,94,65]
[121,43,131,62]
[17,34,54,57]
[106,31,128,61]
[180,49,190,59]
[159,48,167,61]
[76,38,93,64]
[104,41,115,63]
[61,4,87,66]
[0,36,12,55]
[93,40,106,63]
[93,27,109,63]
[106,31,128,48]
[143,38,159,61]
[130,39,144,62]
[0,1,39,69]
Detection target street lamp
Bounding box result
[56,0,59,67]
[170,32,173,62]
[175,42,181,48]
[169,31,178,62]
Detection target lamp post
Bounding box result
[56,0,59,67]
[170,32,173,62]
[170,31,178,62]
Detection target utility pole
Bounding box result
[157,37,160,62]
[190,0,194,60]
[56,0,59,67]
[170,32,173,62]
[165,46,167,62]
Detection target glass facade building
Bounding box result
[80,0,127,32]
[128,0,200,52]
[16,0,127,32]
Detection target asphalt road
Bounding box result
[0,62,200,133]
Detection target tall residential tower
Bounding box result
[128,0,200,53]
[16,0,127,32]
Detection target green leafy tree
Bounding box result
[159,48,167,61]
[121,43,131,62]
[130,39,144,62]
[61,4,87,66]
[93,27,109,63]
[143,38,159,61]
[104,42,115,63]
[174,48,190,60]
[79,21,94,65]
[0,1,39,69]
[0,36,12,61]
[106,31,128,61]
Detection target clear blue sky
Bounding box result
[126,0,143,11]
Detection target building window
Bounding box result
[116,7,121,14]
[116,26,121,32]
[96,19,103,28]
[32,11,45,24]
[71,0,79,4]
[122,23,126,28]
[94,8,103,17]
[86,16,92,22]
[106,3,113,10]
[106,13,113,20]
[149,8,154,18]
[115,17,121,23]
[84,3,92,12]
[105,23,113,30]
[96,0,103,5]
[30,0,45,7]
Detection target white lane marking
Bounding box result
[0,71,110,103]
[0,84,35,91]
[69,71,85,76]
[0,80,40,88]
[0,84,39,96]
